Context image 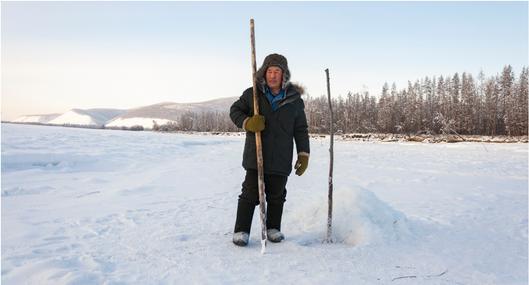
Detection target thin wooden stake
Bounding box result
[325,68,334,243]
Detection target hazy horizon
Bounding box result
[2,1,528,120]
[3,95,241,118]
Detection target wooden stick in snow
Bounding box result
[325,68,334,243]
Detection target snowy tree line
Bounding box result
[157,65,527,136]
[307,65,527,136]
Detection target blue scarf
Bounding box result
[264,86,285,111]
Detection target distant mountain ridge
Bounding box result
[117,97,235,121]
[11,97,237,129]
[12,113,62,124]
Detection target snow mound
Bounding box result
[291,187,415,246]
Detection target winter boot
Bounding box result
[233,232,249,246]
[267,229,285,243]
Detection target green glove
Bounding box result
[244,115,265,132]
[294,154,309,176]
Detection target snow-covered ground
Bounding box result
[1,123,527,284]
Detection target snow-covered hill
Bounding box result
[1,123,527,284]
[12,113,61,123]
[105,97,236,129]
[117,97,236,121]
[47,108,126,127]
[11,97,236,129]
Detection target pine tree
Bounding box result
[515,67,528,135]
[500,65,515,135]
[451,73,461,132]
[377,82,392,133]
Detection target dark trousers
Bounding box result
[234,169,288,234]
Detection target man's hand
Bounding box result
[294,153,309,176]
[243,115,265,132]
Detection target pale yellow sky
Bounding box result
[2,1,527,120]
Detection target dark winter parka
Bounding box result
[230,61,310,176]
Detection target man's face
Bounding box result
[265,66,283,91]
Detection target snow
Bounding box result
[2,123,527,284]
[48,110,98,126]
[47,109,125,127]
[12,114,60,124]
[104,117,176,129]
[261,240,266,254]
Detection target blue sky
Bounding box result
[2,1,528,120]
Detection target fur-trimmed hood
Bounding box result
[256,53,290,88]
[284,82,305,97]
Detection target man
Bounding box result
[230,53,310,246]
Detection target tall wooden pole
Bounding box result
[250,19,267,253]
[325,68,334,243]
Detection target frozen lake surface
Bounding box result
[2,123,527,284]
